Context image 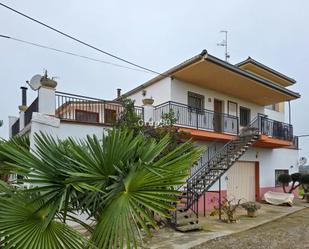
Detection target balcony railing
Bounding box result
[154,101,239,135]
[250,114,293,141]
[11,119,20,136]
[24,97,38,127]
[55,91,144,125]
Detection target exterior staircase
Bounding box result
[172,127,260,232]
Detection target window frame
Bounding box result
[275,169,289,187]
[75,109,99,123]
[188,91,205,112]
[228,100,238,117]
[239,106,251,126]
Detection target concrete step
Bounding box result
[176,223,203,232]
[176,217,198,226]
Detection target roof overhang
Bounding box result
[122,50,300,105]
[236,57,296,87]
[171,54,300,105]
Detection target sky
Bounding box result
[0,0,309,157]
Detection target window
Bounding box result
[228,101,238,116]
[275,169,289,187]
[188,92,204,110]
[75,110,99,123]
[266,104,280,112]
[240,106,251,126]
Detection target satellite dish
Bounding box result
[299,157,307,167]
[28,74,42,91]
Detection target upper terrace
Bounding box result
[10,83,298,149]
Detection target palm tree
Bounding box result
[0,129,202,249]
[0,135,29,182]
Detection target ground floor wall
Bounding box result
[195,140,299,212]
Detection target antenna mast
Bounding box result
[217,30,230,61]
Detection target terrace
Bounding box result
[11,92,297,149]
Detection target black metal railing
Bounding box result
[11,119,20,136]
[55,91,143,125]
[24,97,38,127]
[292,136,299,149]
[250,113,293,141]
[154,101,238,135]
[190,141,223,175]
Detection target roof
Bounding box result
[235,57,296,85]
[120,50,300,102]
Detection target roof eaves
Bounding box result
[235,57,296,84]
[207,55,300,99]
[118,50,208,99]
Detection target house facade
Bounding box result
[121,50,300,209]
[9,50,300,231]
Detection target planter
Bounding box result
[247,210,258,217]
[142,98,154,105]
[304,193,309,203]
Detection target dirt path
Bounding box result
[193,208,309,249]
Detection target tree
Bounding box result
[278,172,303,194]
[0,135,29,182]
[0,129,202,249]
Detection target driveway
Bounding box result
[193,208,309,249]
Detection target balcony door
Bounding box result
[214,99,223,132]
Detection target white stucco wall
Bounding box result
[127,77,172,106]
[199,142,299,191]
[57,122,108,140]
[170,78,264,121]
[264,108,285,122]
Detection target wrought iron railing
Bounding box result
[154,101,239,135]
[250,113,293,141]
[11,119,20,136]
[55,91,144,125]
[24,98,38,127]
[292,136,299,149]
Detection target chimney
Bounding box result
[20,86,28,106]
[117,88,122,98]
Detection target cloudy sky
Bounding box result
[0,0,308,156]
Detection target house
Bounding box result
[9,50,300,231]
[120,49,300,230]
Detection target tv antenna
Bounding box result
[217,30,230,62]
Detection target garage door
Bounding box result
[227,161,256,202]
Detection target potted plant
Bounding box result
[241,201,261,217]
[142,98,154,105]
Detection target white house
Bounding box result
[9,50,301,231]
[120,50,301,218]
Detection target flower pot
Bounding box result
[142,98,154,105]
[247,210,258,217]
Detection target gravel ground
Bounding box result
[193,208,309,249]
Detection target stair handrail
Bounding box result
[187,115,261,183]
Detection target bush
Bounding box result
[241,201,261,212]
[210,197,242,223]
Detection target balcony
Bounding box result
[154,101,239,140]
[55,92,144,125]
[251,114,294,148]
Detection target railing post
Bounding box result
[142,98,154,125]
[38,72,57,115]
[196,109,199,129]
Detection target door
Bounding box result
[214,99,223,132]
[227,161,256,202]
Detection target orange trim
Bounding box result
[253,134,293,148]
[179,127,235,142]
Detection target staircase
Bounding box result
[173,127,260,232]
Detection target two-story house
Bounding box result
[9,50,300,232]
[120,50,300,224]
